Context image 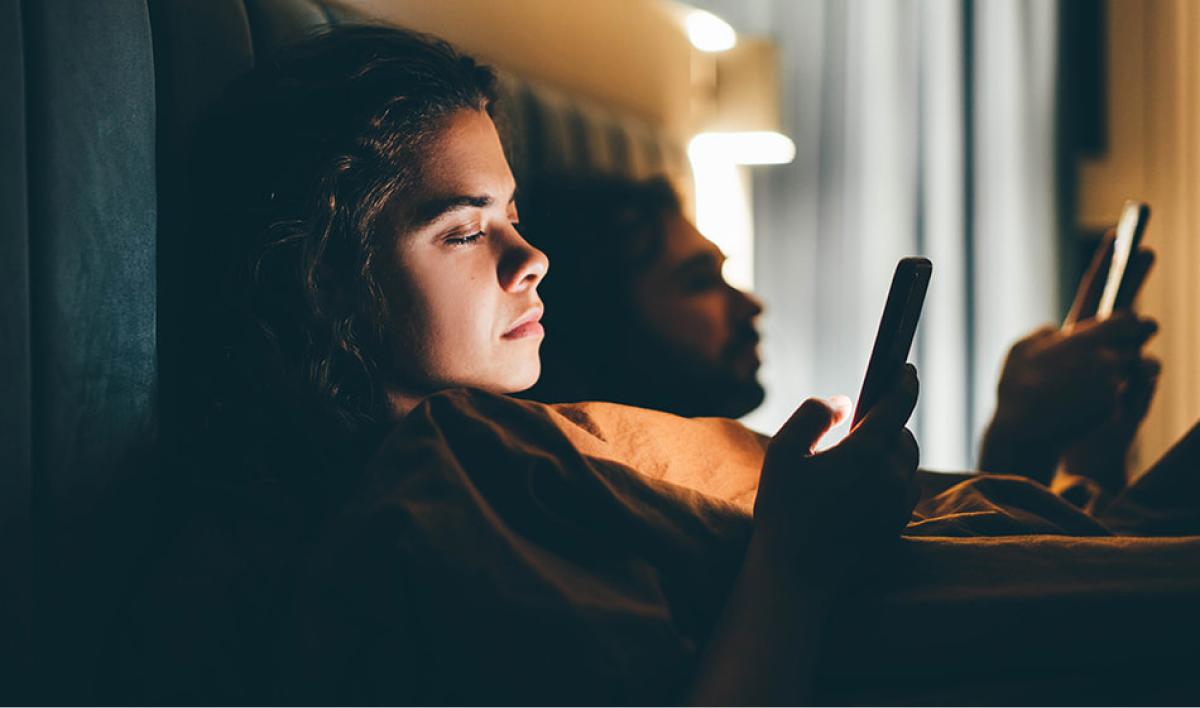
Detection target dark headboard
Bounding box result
[5,1,158,699]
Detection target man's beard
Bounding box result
[618,324,765,419]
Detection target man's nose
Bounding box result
[731,285,764,319]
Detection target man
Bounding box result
[520,174,765,419]
[521,173,1159,491]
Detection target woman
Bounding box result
[175,25,919,706]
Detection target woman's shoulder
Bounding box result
[373,389,767,509]
[348,388,755,533]
[544,399,767,510]
[292,388,754,703]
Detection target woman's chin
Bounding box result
[492,359,542,395]
[512,362,542,393]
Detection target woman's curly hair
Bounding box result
[187,26,496,468]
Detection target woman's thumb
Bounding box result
[775,397,844,454]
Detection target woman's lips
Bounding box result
[502,320,545,339]
[502,306,544,339]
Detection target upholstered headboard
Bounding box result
[5,1,159,698]
[4,0,685,700]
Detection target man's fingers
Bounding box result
[1099,345,1142,370]
[775,397,840,454]
[1071,312,1158,348]
[1017,324,1060,350]
[851,364,919,441]
[1122,356,1162,420]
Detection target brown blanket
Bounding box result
[288,389,1200,705]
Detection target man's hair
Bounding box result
[188,26,497,467]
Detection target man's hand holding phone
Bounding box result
[1059,208,1160,489]
[980,203,1159,486]
[982,315,1158,479]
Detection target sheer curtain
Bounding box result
[698,0,1062,470]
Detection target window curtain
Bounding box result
[703,0,1062,470]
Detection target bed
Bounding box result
[285,389,1200,704]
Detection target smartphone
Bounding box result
[851,257,933,427]
[1095,200,1150,319]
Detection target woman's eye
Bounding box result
[445,231,485,247]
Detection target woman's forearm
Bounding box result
[687,534,837,706]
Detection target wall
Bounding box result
[1076,0,1200,474]
[339,0,695,140]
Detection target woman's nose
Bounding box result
[498,229,549,292]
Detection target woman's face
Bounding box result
[382,110,548,410]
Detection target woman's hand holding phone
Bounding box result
[690,340,921,707]
[690,370,920,706]
[754,365,920,583]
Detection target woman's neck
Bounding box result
[387,388,428,419]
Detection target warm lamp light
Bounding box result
[688,131,796,166]
[686,9,737,52]
[685,24,790,292]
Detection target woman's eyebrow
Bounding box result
[410,194,493,227]
[409,189,519,228]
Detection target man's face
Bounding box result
[382,109,548,407]
[631,212,765,418]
